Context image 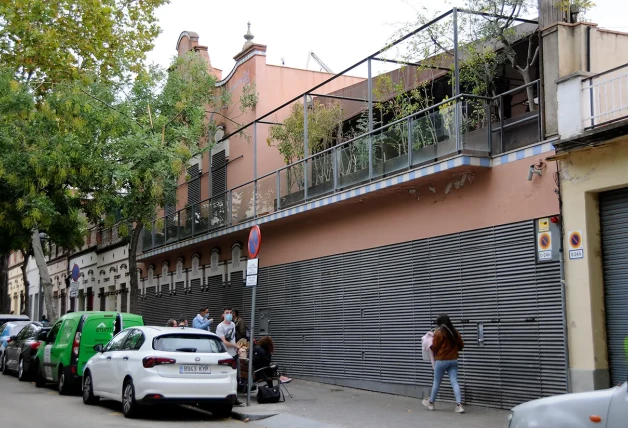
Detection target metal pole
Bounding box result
[367,58,373,179]
[332,147,338,191]
[487,103,492,155]
[276,171,281,210]
[254,122,258,218]
[246,284,257,406]
[407,118,413,168]
[453,7,461,152]
[499,96,505,154]
[303,94,309,200]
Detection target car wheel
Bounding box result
[211,404,233,418]
[58,366,70,395]
[82,372,100,405]
[1,355,8,375]
[17,358,27,381]
[122,379,139,418]
[35,361,46,388]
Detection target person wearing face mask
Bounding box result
[217,307,242,391]
[192,306,213,331]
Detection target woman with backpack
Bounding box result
[422,314,465,413]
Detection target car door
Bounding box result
[7,325,31,370]
[98,330,131,395]
[605,382,628,427]
[42,322,62,381]
[111,329,145,398]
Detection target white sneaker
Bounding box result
[455,404,465,413]
[422,398,434,411]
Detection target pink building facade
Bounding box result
[137,18,566,409]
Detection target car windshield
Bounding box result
[10,325,26,336]
[153,334,226,353]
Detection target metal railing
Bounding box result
[583,62,628,129]
[141,80,541,252]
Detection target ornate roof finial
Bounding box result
[243,21,254,49]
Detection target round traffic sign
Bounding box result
[248,226,262,258]
[569,231,582,249]
[71,264,80,281]
[539,233,551,251]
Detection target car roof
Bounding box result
[0,314,30,321]
[56,311,144,321]
[4,321,31,328]
[133,326,220,338]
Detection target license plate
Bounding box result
[179,364,210,374]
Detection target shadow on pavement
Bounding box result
[94,400,230,421]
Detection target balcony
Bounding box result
[141,80,541,253]
[141,8,543,254]
[556,62,628,151]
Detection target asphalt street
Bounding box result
[0,372,244,428]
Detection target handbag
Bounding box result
[256,385,284,404]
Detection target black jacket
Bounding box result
[252,345,272,371]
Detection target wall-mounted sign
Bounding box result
[538,218,550,232]
[538,232,552,261]
[568,230,584,260]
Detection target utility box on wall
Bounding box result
[535,216,561,263]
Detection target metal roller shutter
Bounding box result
[188,164,201,205]
[600,188,628,386]
[136,219,566,408]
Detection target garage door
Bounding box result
[600,188,628,386]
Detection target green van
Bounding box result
[34,311,144,394]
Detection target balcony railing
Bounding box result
[583,62,628,129]
[141,81,541,252]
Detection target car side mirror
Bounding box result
[93,344,103,353]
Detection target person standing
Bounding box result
[192,306,213,331]
[217,307,242,402]
[179,315,189,327]
[234,309,247,342]
[422,314,465,413]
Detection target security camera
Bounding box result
[527,165,542,181]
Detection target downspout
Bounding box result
[556,161,571,393]
[586,26,591,72]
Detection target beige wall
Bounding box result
[542,23,628,137]
[560,137,628,391]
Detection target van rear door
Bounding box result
[78,314,116,374]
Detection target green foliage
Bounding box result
[0,0,169,86]
[240,82,259,112]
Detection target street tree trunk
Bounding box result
[31,228,57,322]
[128,221,143,315]
[0,254,9,313]
[20,248,31,316]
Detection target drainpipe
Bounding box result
[586,26,591,72]
[556,162,571,393]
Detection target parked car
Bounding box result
[82,326,238,418]
[0,314,30,324]
[34,311,144,394]
[1,322,50,381]
[508,380,628,427]
[0,321,30,372]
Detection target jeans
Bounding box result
[429,360,462,404]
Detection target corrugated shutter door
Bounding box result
[600,188,628,386]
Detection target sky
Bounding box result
[146,0,628,76]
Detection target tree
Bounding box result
[394,0,540,109]
[0,70,100,321]
[0,0,168,86]
[85,52,228,315]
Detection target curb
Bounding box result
[231,407,279,422]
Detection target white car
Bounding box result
[508,381,628,428]
[82,326,237,418]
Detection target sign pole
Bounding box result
[247,284,256,406]
[245,226,261,407]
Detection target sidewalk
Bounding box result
[233,380,509,428]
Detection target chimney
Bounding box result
[175,31,221,80]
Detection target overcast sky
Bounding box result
[146,0,628,75]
